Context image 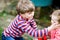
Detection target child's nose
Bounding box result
[31,14,34,16]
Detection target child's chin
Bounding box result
[29,18,33,20]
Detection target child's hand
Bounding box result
[48,23,60,31]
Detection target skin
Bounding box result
[20,11,34,20]
[51,15,59,24]
[20,11,60,32]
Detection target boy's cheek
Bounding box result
[28,17,33,20]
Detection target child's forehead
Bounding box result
[51,16,59,20]
[52,10,60,16]
[51,14,60,20]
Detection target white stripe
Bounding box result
[31,29,35,37]
[28,28,33,34]
[18,23,27,28]
[11,26,18,34]
[10,27,18,35]
[10,28,18,37]
[14,20,17,24]
[35,31,37,37]
[18,21,24,24]
[38,30,40,37]
[25,26,31,32]
[22,25,27,30]
[42,29,44,36]
[12,25,22,34]
[8,28,15,37]
[4,31,7,36]
[45,29,48,35]
[9,27,13,33]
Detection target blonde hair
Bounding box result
[51,10,60,23]
[16,0,35,14]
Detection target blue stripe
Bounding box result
[32,30,34,37]
[36,31,38,37]
[40,30,42,37]
[33,32,35,37]
[14,20,17,26]
[26,28,30,33]
[18,15,20,20]
[17,22,24,26]
[11,25,19,34]
[19,25,26,28]
[15,20,17,23]
[9,28,16,35]
[30,29,33,35]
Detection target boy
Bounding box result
[2,0,60,40]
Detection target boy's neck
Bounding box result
[20,15,28,21]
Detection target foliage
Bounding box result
[40,6,52,19]
[23,34,33,40]
[0,0,52,28]
[0,0,18,16]
[0,10,8,17]
[6,0,18,16]
[0,27,3,40]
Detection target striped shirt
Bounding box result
[3,15,48,38]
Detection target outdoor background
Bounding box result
[0,0,59,40]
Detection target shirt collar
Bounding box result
[18,15,33,22]
[18,15,29,21]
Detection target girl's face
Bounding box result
[51,15,58,24]
[21,11,34,20]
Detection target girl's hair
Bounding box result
[16,0,35,14]
[52,10,60,23]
